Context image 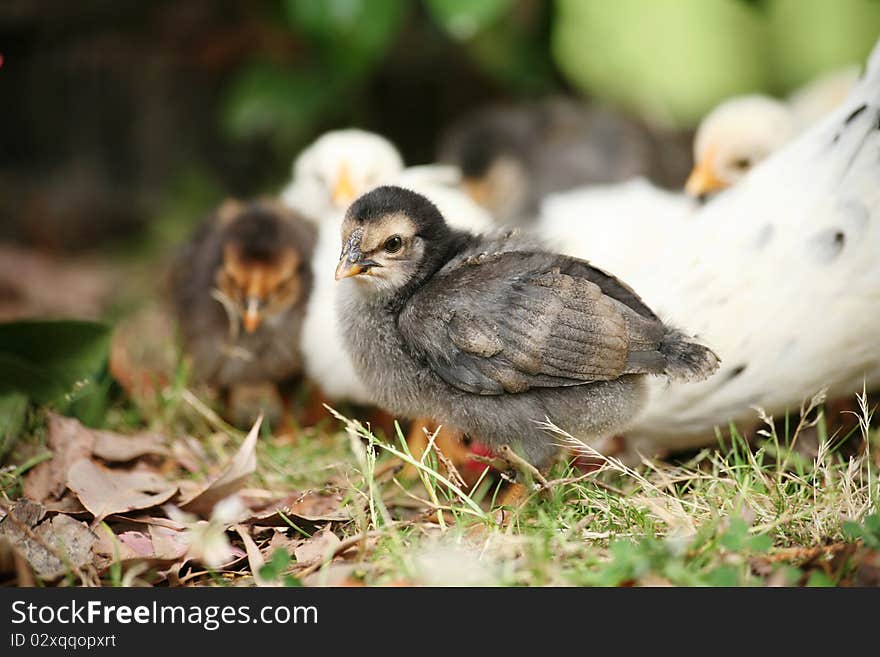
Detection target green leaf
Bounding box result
[706,565,740,587]
[0,321,111,405]
[270,547,292,571]
[464,4,558,93]
[282,574,303,587]
[844,514,880,551]
[282,0,407,75]
[259,548,293,582]
[720,518,748,552]
[424,0,514,41]
[746,533,773,554]
[806,570,835,587]
[258,563,277,581]
[0,392,28,459]
[221,63,338,146]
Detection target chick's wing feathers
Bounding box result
[399,251,674,395]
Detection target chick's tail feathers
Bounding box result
[659,329,720,382]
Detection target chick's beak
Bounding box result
[332,165,357,208]
[462,177,490,207]
[336,253,373,281]
[242,296,262,333]
[685,159,727,197]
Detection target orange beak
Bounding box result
[685,159,727,197]
[462,177,490,207]
[242,297,261,333]
[335,259,365,281]
[332,164,357,208]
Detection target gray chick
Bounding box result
[171,199,316,421]
[438,96,693,225]
[335,186,718,469]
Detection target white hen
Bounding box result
[283,130,495,404]
[538,40,880,453]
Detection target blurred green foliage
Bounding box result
[221,0,553,155]
[769,0,880,87]
[221,0,880,152]
[0,321,113,451]
[554,0,770,126]
[555,0,880,127]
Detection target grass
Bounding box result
[212,388,880,585]
[3,348,879,587]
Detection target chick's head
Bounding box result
[686,95,797,198]
[285,130,404,221]
[215,202,304,334]
[335,186,450,295]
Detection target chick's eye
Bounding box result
[732,157,751,171]
[384,235,403,253]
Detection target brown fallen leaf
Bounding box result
[293,528,341,567]
[179,416,261,515]
[116,526,188,562]
[25,414,171,506]
[234,525,272,587]
[248,490,350,528]
[266,529,303,554]
[0,498,46,527]
[92,430,168,462]
[0,536,36,586]
[302,563,361,587]
[41,495,88,516]
[67,459,177,521]
[24,413,94,502]
[0,502,96,581]
[92,523,188,578]
[31,515,98,580]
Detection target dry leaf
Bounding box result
[148,525,189,561]
[248,490,350,528]
[24,414,170,505]
[92,524,188,576]
[0,503,97,581]
[301,563,361,587]
[180,416,261,515]
[31,515,97,579]
[234,525,272,586]
[24,413,94,502]
[0,536,36,586]
[117,531,155,558]
[107,526,187,563]
[42,495,87,516]
[1,498,46,528]
[67,459,177,521]
[267,530,302,554]
[92,431,168,462]
[293,529,341,566]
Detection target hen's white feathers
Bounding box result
[538,41,880,451]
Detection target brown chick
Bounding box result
[171,199,316,425]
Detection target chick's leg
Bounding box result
[494,444,554,519]
[404,418,474,482]
[298,384,332,426]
